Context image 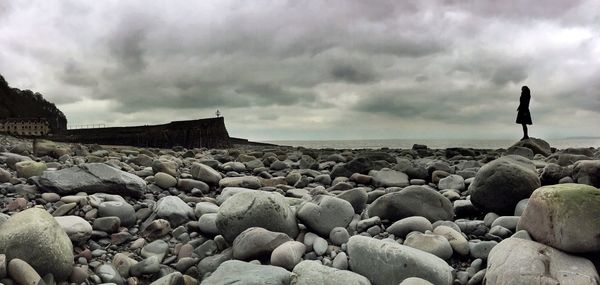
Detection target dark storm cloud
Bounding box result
[1,0,599,139]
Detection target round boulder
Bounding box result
[367,186,454,222]
[469,155,540,214]
[216,191,299,242]
[0,208,73,280]
[297,195,354,237]
[517,183,600,253]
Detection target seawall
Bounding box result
[52,117,231,148]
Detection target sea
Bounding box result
[263,138,600,150]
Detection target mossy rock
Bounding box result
[517,183,600,253]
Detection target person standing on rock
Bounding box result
[516,86,532,140]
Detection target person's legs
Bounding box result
[521,124,529,140]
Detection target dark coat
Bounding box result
[516,92,532,125]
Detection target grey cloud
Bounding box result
[59,61,98,87]
[330,64,377,84]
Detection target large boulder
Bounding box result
[33,163,146,197]
[292,260,371,285]
[216,191,299,242]
[34,139,71,158]
[572,160,600,188]
[347,236,453,285]
[517,183,600,253]
[200,260,292,285]
[296,195,354,237]
[469,155,540,214]
[367,186,454,222]
[0,208,73,280]
[510,137,551,156]
[485,238,599,285]
[331,157,373,178]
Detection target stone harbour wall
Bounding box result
[52,117,231,148]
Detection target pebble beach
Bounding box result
[0,134,599,285]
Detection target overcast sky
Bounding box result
[1,1,599,141]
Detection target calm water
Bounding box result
[263,138,600,150]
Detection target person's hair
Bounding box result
[522,86,530,95]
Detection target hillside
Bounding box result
[0,74,67,132]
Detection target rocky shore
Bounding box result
[0,134,599,285]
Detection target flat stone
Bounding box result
[33,163,146,197]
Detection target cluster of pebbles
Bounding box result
[0,134,599,285]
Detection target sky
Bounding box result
[1,1,599,141]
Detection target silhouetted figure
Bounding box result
[516,86,532,140]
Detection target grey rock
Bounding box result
[490,216,520,232]
[438,174,465,191]
[98,201,136,227]
[232,227,292,260]
[141,240,169,262]
[292,260,371,285]
[54,216,93,243]
[572,160,600,187]
[198,213,219,235]
[150,272,184,285]
[194,202,219,218]
[336,188,368,214]
[33,163,146,197]
[216,191,299,242]
[130,256,161,277]
[510,137,551,156]
[432,225,469,256]
[297,195,354,237]
[270,241,305,270]
[332,252,348,270]
[387,216,433,238]
[329,227,350,245]
[404,232,453,260]
[468,240,497,260]
[190,162,222,185]
[200,260,292,285]
[197,248,233,277]
[154,172,177,189]
[313,236,328,256]
[95,264,124,285]
[513,199,529,216]
[93,216,120,233]
[154,196,194,227]
[347,235,453,285]
[367,186,454,222]
[8,258,43,285]
[486,238,599,285]
[504,146,534,159]
[399,278,434,285]
[0,208,73,280]
[177,178,209,193]
[469,155,540,214]
[369,169,409,188]
[219,176,262,189]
